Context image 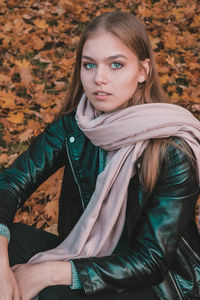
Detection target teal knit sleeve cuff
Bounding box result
[69,260,83,290]
[0,224,10,242]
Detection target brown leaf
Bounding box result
[18,129,34,143]
[54,81,66,91]
[15,59,32,86]
[149,37,160,50]
[45,224,58,235]
[44,200,58,220]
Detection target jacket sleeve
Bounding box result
[72,143,200,294]
[0,115,69,228]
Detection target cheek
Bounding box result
[126,71,140,88]
[116,69,139,85]
[80,70,91,88]
[80,69,84,85]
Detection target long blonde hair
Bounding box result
[61,12,195,193]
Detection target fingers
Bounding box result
[13,273,21,300]
[13,289,21,300]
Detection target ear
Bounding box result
[138,58,150,83]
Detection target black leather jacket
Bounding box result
[0,112,200,299]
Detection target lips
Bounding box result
[94,91,111,96]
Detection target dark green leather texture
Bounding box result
[0,112,199,299]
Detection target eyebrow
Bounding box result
[81,54,128,61]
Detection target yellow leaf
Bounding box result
[15,59,32,85]
[15,59,30,69]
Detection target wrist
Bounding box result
[45,261,72,286]
[0,236,9,266]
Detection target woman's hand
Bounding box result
[12,261,72,300]
[12,262,51,300]
[0,236,20,300]
[0,264,20,300]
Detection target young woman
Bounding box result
[0,11,200,300]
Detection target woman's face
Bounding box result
[80,31,149,113]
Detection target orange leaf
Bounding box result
[7,111,25,124]
[0,33,12,48]
[191,15,200,28]
[160,74,169,85]
[149,37,160,50]
[189,63,200,70]
[138,4,152,18]
[31,35,45,50]
[163,32,177,50]
[0,90,16,109]
[0,74,11,85]
[33,19,48,29]
[0,153,9,164]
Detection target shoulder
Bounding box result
[165,137,195,168]
[45,110,80,139]
[161,137,198,186]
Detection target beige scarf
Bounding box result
[28,94,200,264]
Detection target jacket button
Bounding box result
[69,136,75,143]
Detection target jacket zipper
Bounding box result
[181,237,200,263]
[167,238,200,300]
[65,140,85,210]
[168,271,183,299]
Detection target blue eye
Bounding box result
[111,62,122,69]
[84,63,96,69]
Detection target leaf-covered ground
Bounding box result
[0,0,199,234]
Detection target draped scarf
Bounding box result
[28,93,200,265]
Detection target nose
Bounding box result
[94,65,108,85]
